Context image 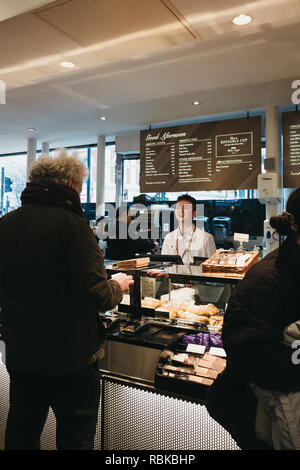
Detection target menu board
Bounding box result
[282,111,300,188]
[140,117,261,192]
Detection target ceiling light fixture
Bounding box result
[28,128,36,131]
[60,61,76,68]
[232,14,252,26]
[193,101,200,106]
[100,116,106,120]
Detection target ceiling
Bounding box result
[0,0,300,154]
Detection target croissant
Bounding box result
[208,315,224,326]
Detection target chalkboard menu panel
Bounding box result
[140,116,261,192]
[283,111,300,188]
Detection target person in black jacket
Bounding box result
[105,204,157,260]
[206,187,300,450]
[0,150,133,450]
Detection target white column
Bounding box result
[96,135,106,217]
[115,153,123,209]
[42,142,49,154]
[27,137,36,179]
[265,106,281,218]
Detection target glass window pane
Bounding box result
[123,159,140,202]
[90,147,97,203]
[0,154,27,215]
[50,147,88,203]
[105,145,116,203]
[123,155,261,202]
[74,148,88,203]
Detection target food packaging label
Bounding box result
[186,344,206,355]
[188,375,213,386]
[172,353,188,363]
[194,366,218,379]
[209,347,227,358]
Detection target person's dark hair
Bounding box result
[176,194,197,212]
[270,187,300,238]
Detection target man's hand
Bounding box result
[111,272,134,292]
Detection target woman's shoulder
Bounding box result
[238,249,281,295]
[246,249,279,278]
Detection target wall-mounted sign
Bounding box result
[140,117,261,192]
[282,111,300,188]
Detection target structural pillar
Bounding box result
[27,137,37,179]
[96,135,106,218]
[265,106,282,218]
[115,153,123,209]
[42,142,49,155]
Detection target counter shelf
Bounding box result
[100,260,239,421]
[100,311,200,350]
[106,260,241,313]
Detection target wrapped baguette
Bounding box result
[176,303,220,317]
[208,315,224,326]
[141,298,161,309]
[177,310,210,323]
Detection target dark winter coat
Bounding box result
[0,202,123,374]
[206,238,300,449]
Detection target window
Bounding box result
[89,147,97,203]
[121,156,259,203]
[0,154,27,215]
[105,145,116,203]
[123,159,140,202]
[121,143,265,203]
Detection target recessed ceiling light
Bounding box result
[193,101,201,106]
[100,116,106,120]
[60,61,76,68]
[28,128,36,132]
[232,14,252,26]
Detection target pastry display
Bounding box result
[185,303,220,317]
[202,249,259,277]
[154,299,221,322]
[155,348,226,394]
[141,297,162,309]
[208,315,224,326]
[176,310,209,323]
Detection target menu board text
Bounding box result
[140,117,261,192]
[283,111,300,188]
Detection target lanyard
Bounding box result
[175,225,196,260]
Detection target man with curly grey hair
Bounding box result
[0,150,133,450]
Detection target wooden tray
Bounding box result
[202,250,259,276]
[116,257,150,269]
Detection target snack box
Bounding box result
[116,257,150,269]
[155,347,226,400]
[202,249,259,277]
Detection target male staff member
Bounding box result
[161,194,216,264]
[0,151,133,450]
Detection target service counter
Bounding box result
[94,261,241,450]
[0,261,241,450]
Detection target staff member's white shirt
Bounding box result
[161,226,216,264]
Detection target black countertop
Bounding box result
[103,315,199,350]
[104,258,242,285]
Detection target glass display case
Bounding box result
[101,260,240,392]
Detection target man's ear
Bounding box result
[67,178,73,188]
